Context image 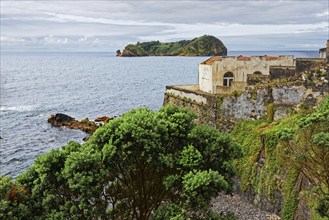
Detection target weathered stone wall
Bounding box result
[216,81,247,94]
[165,87,207,104]
[269,66,296,80]
[295,58,326,74]
[221,89,267,120]
[163,85,218,126]
[247,74,270,85]
[163,80,328,131]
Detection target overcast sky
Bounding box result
[1,0,328,51]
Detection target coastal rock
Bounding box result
[116,50,122,56]
[47,113,75,127]
[95,116,114,124]
[48,114,98,134]
[68,118,98,134]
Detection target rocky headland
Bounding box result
[117,35,227,57]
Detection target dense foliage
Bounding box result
[232,95,329,219]
[121,35,227,57]
[1,105,239,219]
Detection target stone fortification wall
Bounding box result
[163,85,218,127]
[163,79,328,131]
[216,81,247,94]
[295,58,326,74]
[247,74,270,85]
[269,66,296,80]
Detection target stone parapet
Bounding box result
[269,66,296,80]
[216,82,247,94]
[247,74,270,85]
[296,58,326,73]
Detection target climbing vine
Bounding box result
[231,95,329,219]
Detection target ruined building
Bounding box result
[163,40,329,128]
[198,55,294,94]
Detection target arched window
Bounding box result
[253,71,262,75]
[223,72,234,87]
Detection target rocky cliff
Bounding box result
[119,35,227,57]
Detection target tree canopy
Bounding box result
[1,105,240,220]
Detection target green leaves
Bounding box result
[2,104,239,219]
[182,170,228,197]
[179,146,202,169]
[0,176,29,220]
[232,95,329,218]
[312,132,329,149]
[277,128,295,141]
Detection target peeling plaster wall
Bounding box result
[221,89,267,120]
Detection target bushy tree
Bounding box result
[0,176,29,220]
[1,105,240,219]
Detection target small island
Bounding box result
[117,35,227,57]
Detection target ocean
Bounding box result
[0,51,319,178]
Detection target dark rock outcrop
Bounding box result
[116,50,122,56]
[47,113,74,127]
[48,114,98,134]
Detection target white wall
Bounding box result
[165,88,208,104]
[199,64,213,93]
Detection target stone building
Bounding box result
[319,40,329,59]
[198,55,294,94]
[319,48,326,58]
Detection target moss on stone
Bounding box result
[266,103,276,122]
[281,169,298,220]
[231,114,303,216]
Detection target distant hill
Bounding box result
[118,35,227,57]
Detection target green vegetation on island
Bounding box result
[118,35,227,57]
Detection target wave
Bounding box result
[0,105,37,112]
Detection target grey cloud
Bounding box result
[1,0,328,51]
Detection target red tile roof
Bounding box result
[203,56,222,64]
[237,56,251,61]
[265,56,279,61]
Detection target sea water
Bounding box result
[0,51,318,178]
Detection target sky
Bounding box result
[1,0,328,52]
